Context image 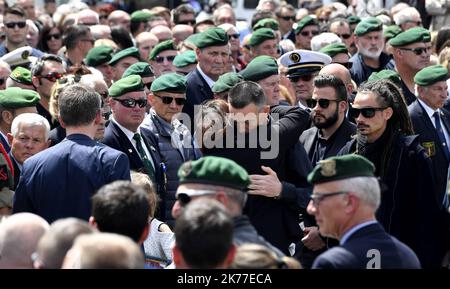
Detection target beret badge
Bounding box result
[319,159,336,177]
[180,161,192,178]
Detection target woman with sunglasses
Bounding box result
[38,24,63,55]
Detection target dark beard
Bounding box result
[313,107,339,129]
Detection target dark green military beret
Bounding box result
[122,62,154,78]
[248,28,276,47]
[9,66,32,85]
[240,55,278,82]
[384,25,402,40]
[294,15,319,34]
[0,87,40,108]
[178,156,250,191]
[108,75,144,97]
[149,40,176,61]
[414,65,449,86]
[389,27,431,47]
[319,43,348,57]
[253,18,279,31]
[368,69,402,87]
[212,72,243,93]
[109,47,140,66]
[173,50,197,68]
[85,45,114,67]
[131,10,153,22]
[307,154,375,184]
[191,27,229,49]
[150,72,187,93]
[347,15,361,25]
[354,17,382,36]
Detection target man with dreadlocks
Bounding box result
[338,79,444,269]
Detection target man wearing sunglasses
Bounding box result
[294,15,319,51]
[276,3,296,44]
[329,19,356,56]
[319,43,353,71]
[141,73,201,227]
[148,40,177,77]
[390,27,432,105]
[307,154,420,269]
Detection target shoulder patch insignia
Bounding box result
[422,142,435,157]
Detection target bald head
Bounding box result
[172,25,194,45]
[90,25,112,40]
[77,9,99,26]
[150,25,173,43]
[0,213,49,269]
[136,32,159,61]
[319,63,353,95]
[108,10,131,32]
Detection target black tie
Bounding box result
[133,133,155,181]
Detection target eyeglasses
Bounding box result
[154,94,186,105]
[176,190,217,206]
[228,33,240,40]
[333,61,353,69]
[306,98,341,109]
[310,191,348,206]
[289,74,316,83]
[280,15,295,21]
[115,98,147,108]
[350,107,387,118]
[178,19,196,25]
[38,72,64,82]
[5,21,26,29]
[300,30,319,37]
[398,47,429,56]
[155,55,176,63]
[80,38,95,45]
[337,33,351,39]
[46,33,61,41]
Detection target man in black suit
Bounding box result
[308,154,421,269]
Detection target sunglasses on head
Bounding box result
[307,98,341,109]
[46,33,61,41]
[399,47,429,56]
[228,33,240,40]
[289,74,316,83]
[300,30,319,37]
[350,107,387,118]
[5,21,26,29]
[155,55,176,63]
[38,72,64,82]
[115,98,147,108]
[154,94,186,105]
[280,15,295,21]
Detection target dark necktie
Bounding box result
[133,133,155,181]
[433,111,450,160]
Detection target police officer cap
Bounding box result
[178,156,251,191]
[279,49,331,77]
[85,45,114,67]
[384,25,402,41]
[10,66,32,85]
[122,62,154,78]
[108,75,144,98]
[319,43,348,57]
[414,65,449,87]
[389,27,431,47]
[294,15,319,34]
[191,27,229,49]
[248,28,277,47]
[109,47,140,66]
[149,40,176,61]
[253,18,279,31]
[368,69,402,87]
[240,55,278,82]
[150,73,187,93]
[131,10,153,22]
[212,72,243,93]
[354,17,382,36]
[308,154,375,184]
[173,50,197,68]
[0,87,40,109]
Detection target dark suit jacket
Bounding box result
[312,223,421,269]
[13,134,130,223]
[9,153,20,190]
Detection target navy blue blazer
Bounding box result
[183,68,214,128]
[312,223,421,269]
[12,134,130,223]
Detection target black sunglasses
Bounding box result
[155,55,176,63]
[5,21,26,29]
[154,94,186,105]
[300,30,319,37]
[178,19,196,25]
[337,33,351,39]
[228,33,240,40]
[289,74,316,83]
[333,61,353,69]
[115,98,147,108]
[38,72,64,82]
[280,15,295,21]
[399,47,429,56]
[350,107,387,118]
[46,33,61,41]
[307,98,341,109]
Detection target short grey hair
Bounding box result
[393,7,420,26]
[11,113,50,141]
[335,176,381,209]
[80,73,106,90]
[311,32,342,52]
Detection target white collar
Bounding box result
[417,98,438,119]
[196,65,216,89]
[111,116,139,141]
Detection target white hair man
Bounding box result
[393,7,422,31]
[311,32,342,52]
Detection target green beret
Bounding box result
[0,87,40,108]
[347,15,361,25]
[389,27,431,47]
[85,45,114,67]
[248,28,276,47]
[212,72,243,93]
[319,43,348,57]
[173,50,197,68]
[368,70,402,87]
[178,156,250,191]
[307,155,375,184]
[384,25,402,40]
[253,18,279,31]
[414,65,449,87]
[294,15,319,34]
[131,10,153,22]
[150,73,187,93]
[149,40,176,61]
[354,17,382,36]
[109,47,140,66]
[108,75,144,98]
[191,27,228,49]
[240,55,278,82]
[9,66,32,85]
[122,62,154,78]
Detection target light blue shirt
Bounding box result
[340,220,378,245]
